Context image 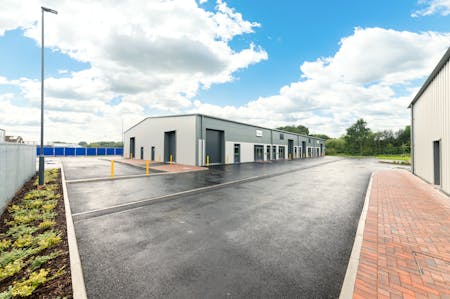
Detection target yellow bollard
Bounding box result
[146,160,149,175]
[111,160,115,178]
[158,155,160,163]
[130,153,133,160]
[206,155,209,166]
[170,154,173,165]
[226,155,229,164]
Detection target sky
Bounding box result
[0,0,449,143]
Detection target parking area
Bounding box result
[64,157,404,298]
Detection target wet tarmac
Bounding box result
[65,157,406,298]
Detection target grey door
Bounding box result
[254,145,264,161]
[267,145,271,160]
[206,129,224,164]
[164,131,176,162]
[279,146,285,159]
[273,146,277,160]
[320,144,323,156]
[288,140,294,159]
[151,146,155,161]
[433,140,441,185]
[129,137,135,158]
[234,144,240,163]
[140,147,144,159]
[302,141,306,158]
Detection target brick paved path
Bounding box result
[353,170,450,299]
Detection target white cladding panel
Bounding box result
[124,116,197,166]
[413,58,449,194]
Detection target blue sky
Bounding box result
[197,0,450,106]
[0,0,449,142]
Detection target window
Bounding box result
[308,138,311,143]
[280,133,284,140]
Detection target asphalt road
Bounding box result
[65,157,342,215]
[65,157,400,298]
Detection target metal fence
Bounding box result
[0,143,36,214]
[36,147,123,156]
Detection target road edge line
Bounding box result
[61,163,88,299]
[339,172,374,299]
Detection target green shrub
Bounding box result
[0,260,24,281]
[11,269,48,297]
[0,248,31,268]
[0,240,11,252]
[38,220,55,230]
[36,231,61,250]
[30,251,61,271]
[6,225,38,239]
[13,235,33,248]
[23,190,54,201]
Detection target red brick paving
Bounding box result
[353,170,450,299]
[113,158,207,173]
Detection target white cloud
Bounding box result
[190,27,450,136]
[0,0,267,142]
[412,0,450,17]
[1,0,449,142]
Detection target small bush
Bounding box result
[13,235,33,248]
[23,190,54,201]
[38,220,55,230]
[42,203,57,212]
[11,269,49,297]
[30,251,61,271]
[36,231,61,250]
[0,248,31,268]
[0,260,24,281]
[6,225,38,239]
[0,240,11,252]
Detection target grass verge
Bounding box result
[0,169,72,298]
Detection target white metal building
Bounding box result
[124,114,325,166]
[409,47,450,195]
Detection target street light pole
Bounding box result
[39,6,57,186]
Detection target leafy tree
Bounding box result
[345,119,371,155]
[78,141,88,147]
[277,125,309,135]
[310,134,330,140]
[325,137,346,155]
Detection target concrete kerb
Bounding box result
[72,158,344,222]
[61,164,88,299]
[339,172,374,299]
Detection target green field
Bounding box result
[376,155,411,162]
[326,153,411,164]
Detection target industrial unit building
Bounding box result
[409,47,450,195]
[124,114,325,166]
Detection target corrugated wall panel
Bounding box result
[413,58,450,194]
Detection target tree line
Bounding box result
[279,119,411,156]
[78,141,123,148]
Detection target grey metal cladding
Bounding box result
[198,115,324,147]
[200,116,273,144]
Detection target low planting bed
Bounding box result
[0,169,72,298]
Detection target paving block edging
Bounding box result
[61,164,88,299]
[339,172,374,299]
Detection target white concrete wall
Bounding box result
[0,143,36,214]
[124,116,197,166]
[412,59,450,194]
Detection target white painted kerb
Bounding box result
[339,173,374,299]
[61,164,88,299]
